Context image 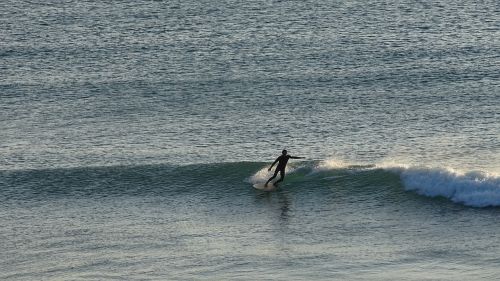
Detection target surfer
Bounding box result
[265,150,304,187]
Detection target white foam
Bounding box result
[309,158,353,174]
[386,165,500,207]
[248,167,271,184]
[315,159,349,170]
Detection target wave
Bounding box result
[1,160,499,207]
[249,160,500,207]
[382,165,500,207]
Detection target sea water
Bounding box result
[1,0,499,280]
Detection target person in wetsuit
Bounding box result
[265,150,304,187]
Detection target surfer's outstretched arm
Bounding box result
[290,156,305,159]
[268,157,280,171]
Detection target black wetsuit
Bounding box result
[266,155,292,186]
[275,155,291,171]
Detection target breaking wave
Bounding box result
[1,160,499,207]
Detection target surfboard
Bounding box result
[253,182,277,191]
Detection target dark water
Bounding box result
[1,0,499,279]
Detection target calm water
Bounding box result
[1,0,499,280]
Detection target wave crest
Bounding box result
[387,165,500,207]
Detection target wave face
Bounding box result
[2,161,498,208]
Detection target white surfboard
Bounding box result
[253,182,277,191]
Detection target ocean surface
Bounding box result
[1,0,499,280]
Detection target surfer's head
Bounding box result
[282,149,287,155]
